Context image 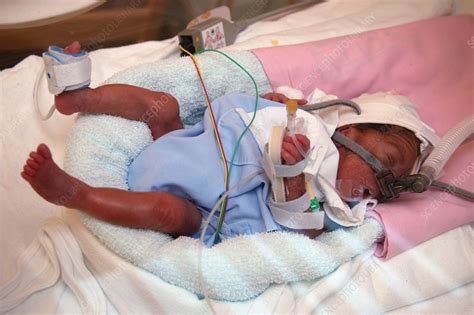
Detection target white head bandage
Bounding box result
[336,92,440,173]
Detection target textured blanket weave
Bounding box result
[64,51,384,301]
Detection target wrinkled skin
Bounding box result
[21,43,419,239]
[335,124,420,200]
[262,93,421,201]
[20,44,311,238]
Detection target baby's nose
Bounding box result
[351,187,370,200]
[336,179,366,201]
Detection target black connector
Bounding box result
[178,35,195,57]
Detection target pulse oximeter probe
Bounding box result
[34,45,91,120]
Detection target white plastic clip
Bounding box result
[266,125,287,202]
[42,46,91,95]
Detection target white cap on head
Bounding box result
[337,92,440,173]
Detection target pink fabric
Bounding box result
[252,16,474,259]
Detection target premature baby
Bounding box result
[21,42,430,242]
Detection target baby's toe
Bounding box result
[23,165,36,177]
[29,151,44,163]
[26,158,39,169]
[64,41,81,54]
[21,171,32,181]
[37,144,52,159]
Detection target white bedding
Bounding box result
[1,0,472,313]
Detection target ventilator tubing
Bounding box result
[420,114,474,181]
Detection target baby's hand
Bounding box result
[281,134,310,201]
[281,134,310,165]
[262,92,307,105]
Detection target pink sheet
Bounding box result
[252,15,474,259]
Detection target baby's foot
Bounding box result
[53,41,95,115]
[21,144,88,207]
[55,87,97,115]
[56,83,183,139]
[53,41,183,139]
[64,41,81,54]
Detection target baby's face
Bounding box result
[335,125,419,201]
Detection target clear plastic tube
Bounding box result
[420,115,474,181]
[291,133,308,159]
[34,64,56,120]
[198,169,264,310]
[199,169,264,243]
[286,100,309,159]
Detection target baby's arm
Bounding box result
[280,134,310,201]
[281,135,325,237]
[262,92,310,201]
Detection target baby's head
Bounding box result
[332,92,439,201]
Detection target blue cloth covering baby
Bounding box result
[128,94,287,245]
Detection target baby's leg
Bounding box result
[21,144,201,236]
[55,42,182,139]
[56,85,183,139]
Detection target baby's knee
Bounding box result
[148,92,179,116]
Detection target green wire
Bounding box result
[198,49,260,244]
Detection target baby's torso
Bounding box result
[128,94,284,244]
[128,93,350,243]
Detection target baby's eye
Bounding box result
[387,155,394,167]
[378,153,393,169]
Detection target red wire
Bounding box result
[186,56,231,218]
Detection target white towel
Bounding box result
[61,111,384,301]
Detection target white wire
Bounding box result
[34,63,56,120]
[197,169,264,312]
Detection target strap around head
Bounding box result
[332,131,406,201]
[331,131,386,173]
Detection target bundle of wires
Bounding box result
[179,46,260,244]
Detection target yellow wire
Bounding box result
[305,181,315,199]
[179,45,229,187]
